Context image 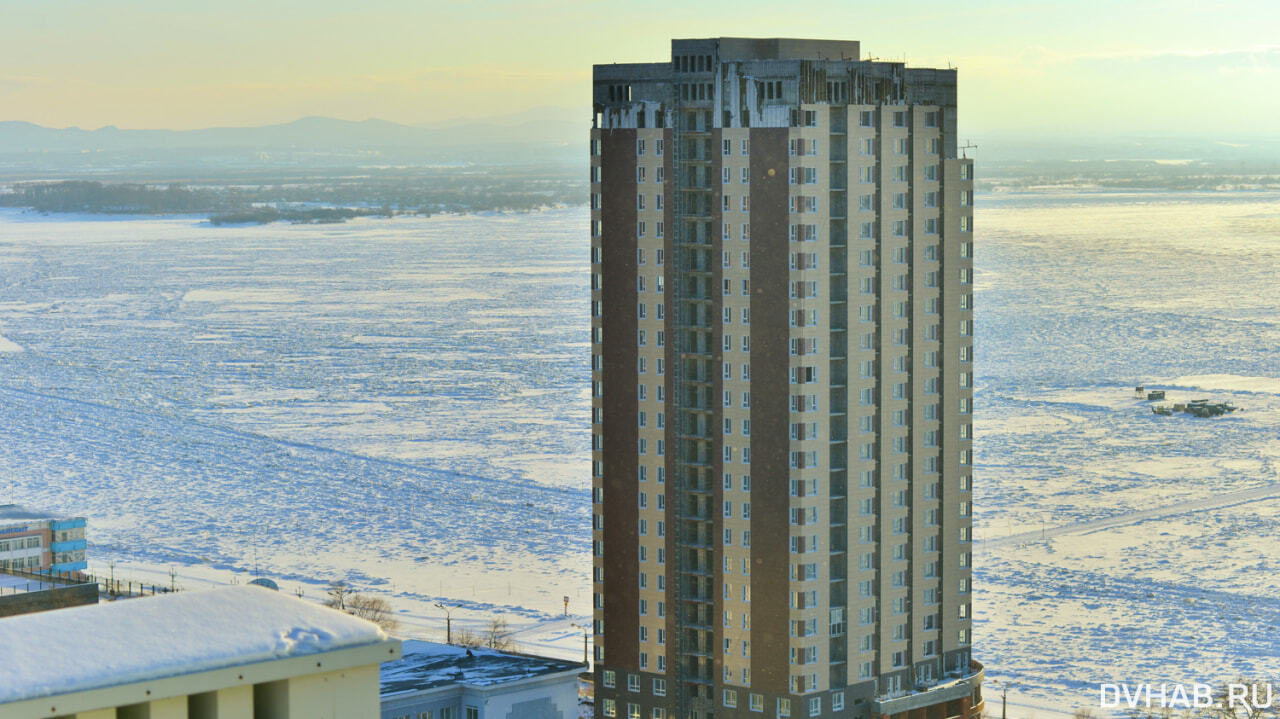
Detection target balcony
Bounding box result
[874,660,985,719]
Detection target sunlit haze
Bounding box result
[3,0,1279,137]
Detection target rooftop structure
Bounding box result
[0,568,99,617]
[380,641,586,719]
[0,584,400,718]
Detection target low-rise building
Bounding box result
[0,568,99,617]
[0,584,401,719]
[380,641,586,719]
[0,504,87,574]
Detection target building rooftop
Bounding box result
[0,584,388,704]
[0,571,59,595]
[380,640,584,696]
[675,37,861,61]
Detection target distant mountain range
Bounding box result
[0,106,587,155]
[3,108,1278,183]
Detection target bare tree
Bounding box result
[485,616,516,651]
[1128,705,1174,719]
[347,594,400,633]
[1206,680,1277,719]
[322,580,397,632]
[453,628,483,648]
[324,580,351,611]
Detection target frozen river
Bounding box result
[2,193,1278,712]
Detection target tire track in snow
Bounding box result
[977,482,1280,553]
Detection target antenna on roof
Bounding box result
[960,141,978,158]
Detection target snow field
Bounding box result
[1,194,1278,707]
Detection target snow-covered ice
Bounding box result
[973,191,1280,713]
[1,193,1278,714]
[0,208,592,642]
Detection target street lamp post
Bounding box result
[990,679,1020,719]
[570,622,590,666]
[434,602,454,644]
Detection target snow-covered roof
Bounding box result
[0,585,388,704]
[381,640,583,696]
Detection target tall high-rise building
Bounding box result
[590,38,982,719]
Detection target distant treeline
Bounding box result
[209,207,374,225]
[0,181,231,214]
[0,172,585,223]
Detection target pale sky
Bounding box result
[2,0,1278,136]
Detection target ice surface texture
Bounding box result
[1,195,1278,710]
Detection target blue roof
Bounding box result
[380,640,583,697]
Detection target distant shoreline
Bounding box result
[0,204,586,227]
[0,176,584,225]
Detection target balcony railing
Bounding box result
[874,660,984,718]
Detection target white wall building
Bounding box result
[0,584,401,719]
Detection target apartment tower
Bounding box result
[590,38,983,719]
